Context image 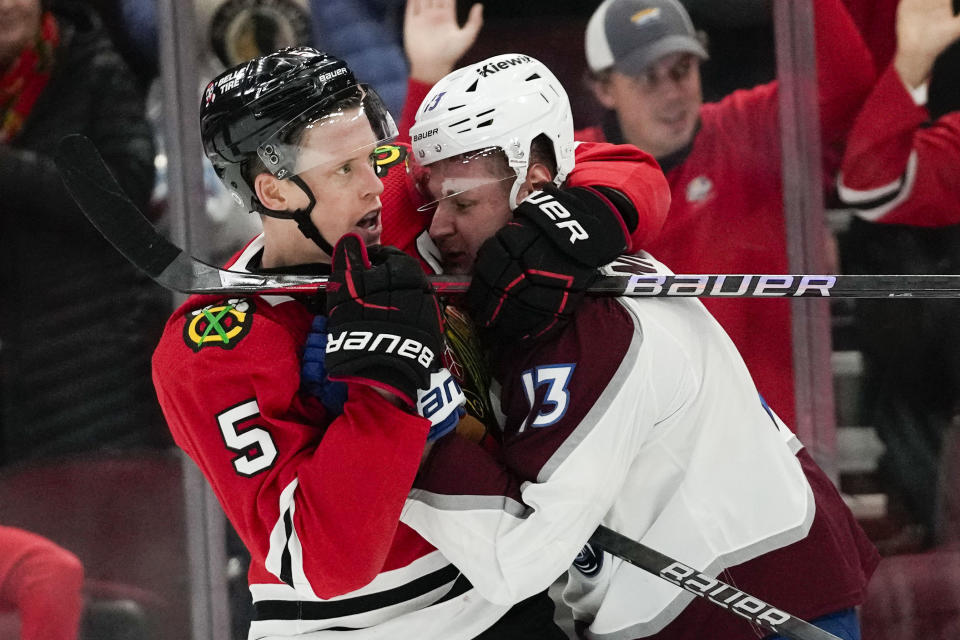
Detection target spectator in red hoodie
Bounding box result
[0,526,83,640]
[573,0,875,429]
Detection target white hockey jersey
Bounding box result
[402,253,875,639]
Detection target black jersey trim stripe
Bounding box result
[430,573,473,605]
[253,564,466,620]
[838,150,918,220]
[279,509,294,587]
[841,176,905,211]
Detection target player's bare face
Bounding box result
[426,159,513,275]
[294,112,385,249]
[0,0,42,67]
[603,53,702,158]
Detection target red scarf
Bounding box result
[0,12,59,143]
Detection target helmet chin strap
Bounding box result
[289,175,335,256]
[508,165,528,211]
[259,175,335,257]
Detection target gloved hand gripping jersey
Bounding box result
[324,234,444,406]
[301,315,349,415]
[466,184,630,343]
[318,234,465,440]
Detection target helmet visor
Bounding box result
[257,84,398,180]
[409,146,517,212]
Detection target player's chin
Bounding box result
[441,253,472,275]
[673,115,698,144]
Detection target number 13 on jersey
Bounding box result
[519,364,575,432]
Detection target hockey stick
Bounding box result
[56,134,960,298]
[588,525,842,640]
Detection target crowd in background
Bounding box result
[2,0,960,638]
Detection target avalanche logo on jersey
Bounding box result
[374,144,407,178]
[573,543,603,578]
[183,298,254,352]
[518,363,575,432]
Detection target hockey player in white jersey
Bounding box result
[400,57,880,640]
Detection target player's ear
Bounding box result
[254,173,290,211]
[517,162,555,202]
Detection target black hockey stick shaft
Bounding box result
[54,134,474,295]
[56,134,960,299]
[588,526,841,640]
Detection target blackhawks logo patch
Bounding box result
[184,298,254,352]
[374,144,407,178]
[442,304,497,430]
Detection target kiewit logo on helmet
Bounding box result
[327,330,435,368]
[476,55,532,77]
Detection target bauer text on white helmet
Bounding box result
[410,53,575,210]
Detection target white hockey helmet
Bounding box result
[409,53,575,210]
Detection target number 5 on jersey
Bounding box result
[218,399,278,476]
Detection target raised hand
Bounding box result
[404,0,484,84]
[894,0,960,88]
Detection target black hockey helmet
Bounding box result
[200,47,396,252]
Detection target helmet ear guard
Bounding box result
[409,54,576,211]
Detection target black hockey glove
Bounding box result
[325,234,445,407]
[465,184,629,343]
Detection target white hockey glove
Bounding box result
[416,368,467,442]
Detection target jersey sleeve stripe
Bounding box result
[837,150,918,221]
[407,490,529,518]
[279,510,295,587]
[252,564,465,620]
[265,477,321,598]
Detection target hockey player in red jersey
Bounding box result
[398,55,880,640]
[152,49,568,639]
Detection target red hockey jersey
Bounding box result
[152,236,511,638]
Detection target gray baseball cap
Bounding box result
[585,0,708,75]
